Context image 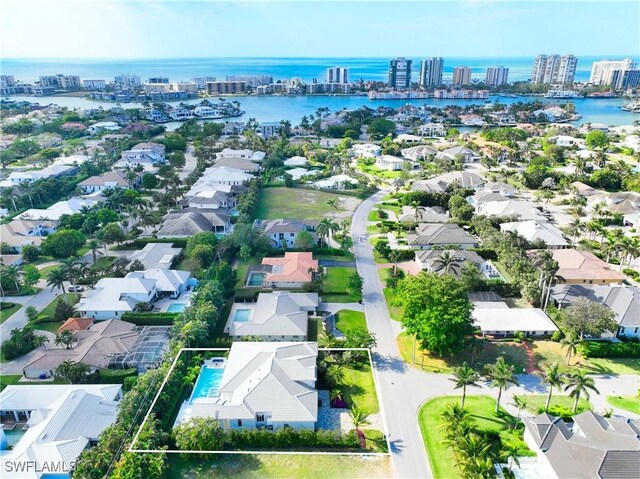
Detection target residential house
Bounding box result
[17,195,104,222]
[285,168,317,180]
[398,205,449,223]
[126,269,193,299]
[376,155,408,171]
[216,148,266,162]
[196,166,254,186]
[174,342,318,431]
[352,144,382,158]
[435,145,481,163]
[572,181,598,197]
[551,284,640,339]
[552,135,587,149]
[550,249,627,284]
[500,220,569,248]
[214,157,261,172]
[157,208,232,238]
[256,122,281,138]
[476,200,548,222]
[401,145,437,161]
[182,190,236,210]
[78,170,138,193]
[415,249,485,276]
[56,317,94,334]
[407,223,478,250]
[0,219,56,252]
[254,218,318,249]
[225,292,318,340]
[87,121,121,134]
[522,411,640,479]
[413,171,484,194]
[0,384,121,479]
[394,134,422,144]
[115,142,166,171]
[314,175,359,190]
[8,163,80,184]
[260,252,319,288]
[284,156,308,167]
[472,305,558,337]
[77,277,158,320]
[417,123,446,137]
[127,243,182,270]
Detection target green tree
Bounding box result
[186,232,218,257]
[395,273,473,356]
[450,362,480,408]
[560,334,581,366]
[432,251,464,276]
[25,305,39,322]
[46,268,68,298]
[41,230,86,258]
[21,245,40,263]
[21,264,40,289]
[540,362,565,412]
[294,230,316,249]
[585,130,609,150]
[142,172,158,189]
[347,272,364,297]
[561,298,618,339]
[174,417,226,453]
[367,118,395,140]
[54,360,90,383]
[55,330,76,349]
[564,369,599,413]
[484,356,519,413]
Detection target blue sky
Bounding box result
[1,0,638,58]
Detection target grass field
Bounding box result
[37,264,61,277]
[255,187,359,221]
[524,395,591,414]
[358,429,388,453]
[583,357,640,375]
[607,395,640,414]
[163,454,393,479]
[36,293,80,323]
[0,374,70,391]
[322,267,361,302]
[308,318,330,346]
[0,303,21,324]
[356,161,405,179]
[418,396,514,479]
[335,310,367,335]
[341,363,380,414]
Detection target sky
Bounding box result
[0,0,638,59]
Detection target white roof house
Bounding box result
[175,342,318,431]
[435,145,481,163]
[376,155,408,171]
[473,307,559,337]
[197,166,254,185]
[314,174,358,190]
[284,156,308,167]
[476,200,547,222]
[401,145,438,161]
[127,243,182,270]
[352,143,382,158]
[500,220,569,248]
[413,171,485,194]
[285,167,317,180]
[77,276,158,320]
[126,269,192,297]
[17,195,104,222]
[0,384,121,479]
[216,148,266,162]
[224,292,318,340]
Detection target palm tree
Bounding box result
[618,236,640,271]
[388,249,401,277]
[59,257,82,286]
[501,432,524,474]
[433,251,463,276]
[326,199,338,213]
[46,268,68,301]
[86,239,103,264]
[485,356,519,414]
[326,364,344,388]
[509,394,528,426]
[467,336,485,366]
[349,405,370,447]
[564,369,599,413]
[1,264,21,292]
[560,334,580,366]
[316,218,339,247]
[540,362,566,412]
[55,330,76,350]
[450,362,480,408]
[32,334,49,350]
[566,218,584,246]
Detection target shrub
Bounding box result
[0,302,17,311]
[121,312,179,326]
[99,368,138,384]
[1,339,34,360]
[551,330,565,342]
[376,209,388,219]
[622,268,640,281]
[537,404,587,421]
[578,340,640,358]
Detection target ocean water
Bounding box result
[2,56,638,83]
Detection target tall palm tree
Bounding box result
[32,334,49,350]
[509,394,528,425]
[618,236,640,271]
[540,362,566,412]
[59,257,82,286]
[467,336,485,366]
[1,264,21,292]
[484,356,519,414]
[86,239,103,264]
[560,334,580,366]
[46,268,68,301]
[433,251,463,276]
[450,362,480,408]
[564,369,599,413]
[317,218,339,248]
[566,218,584,246]
[388,249,401,277]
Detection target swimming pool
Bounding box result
[2,428,26,448]
[190,365,225,401]
[247,272,265,287]
[166,303,187,313]
[233,308,252,322]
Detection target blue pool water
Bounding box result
[247,272,265,287]
[166,303,187,313]
[234,309,252,322]
[191,366,224,401]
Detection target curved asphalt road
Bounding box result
[351,189,432,479]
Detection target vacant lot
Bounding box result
[322,266,361,302]
[255,187,360,221]
[341,362,380,414]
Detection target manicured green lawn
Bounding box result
[255,187,358,221]
[418,396,514,479]
[37,264,61,277]
[358,429,388,453]
[524,395,591,414]
[369,237,389,264]
[583,357,640,375]
[163,454,393,479]
[335,310,367,335]
[357,161,404,179]
[0,302,21,324]
[322,267,361,303]
[36,293,80,323]
[315,253,354,262]
[341,363,380,414]
[0,375,70,391]
[607,395,640,414]
[90,256,116,271]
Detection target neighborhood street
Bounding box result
[351,190,639,479]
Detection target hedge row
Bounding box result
[115,237,188,250]
[0,302,17,311]
[578,340,640,359]
[121,312,180,325]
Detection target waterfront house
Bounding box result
[521,411,640,479]
[254,218,318,249]
[174,342,318,431]
[225,292,318,340]
[417,123,446,137]
[0,384,121,479]
[407,223,478,250]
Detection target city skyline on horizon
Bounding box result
[1,1,638,59]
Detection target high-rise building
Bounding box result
[38,74,81,90]
[485,66,509,87]
[115,74,141,89]
[452,66,472,87]
[589,58,637,87]
[612,69,640,89]
[226,75,273,87]
[532,54,578,84]
[326,67,349,84]
[388,58,412,89]
[148,77,169,84]
[193,77,216,89]
[1,75,16,87]
[419,57,444,87]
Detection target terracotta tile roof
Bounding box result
[56,317,94,334]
